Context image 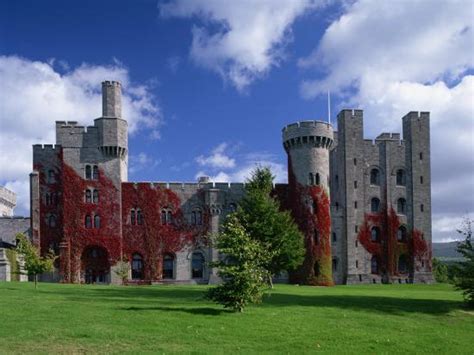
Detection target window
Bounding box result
[335,202,339,211]
[398,255,408,273]
[396,169,406,186]
[192,209,203,225]
[355,225,358,233]
[163,254,174,279]
[131,253,144,280]
[161,209,172,225]
[130,209,136,225]
[48,169,55,183]
[335,175,339,190]
[420,176,424,184]
[397,198,407,214]
[314,230,319,245]
[371,197,380,213]
[85,165,92,180]
[92,165,99,180]
[161,210,167,225]
[48,215,56,227]
[420,204,424,212]
[354,201,358,209]
[312,199,318,214]
[313,261,320,277]
[371,256,379,274]
[371,227,381,242]
[332,258,338,272]
[309,173,314,185]
[315,173,320,185]
[353,158,357,166]
[332,232,337,242]
[45,193,52,205]
[397,226,407,242]
[191,252,205,279]
[228,203,237,212]
[85,215,92,228]
[85,190,92,203]
[355,240,358,247]
[356,260,359,268]
[93,190,99,203]
[94,215,100,228]
[137,210,143,225]
[419,152,423,160]
[354,180,358,189]
[370,168,380,185]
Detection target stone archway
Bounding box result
[81,246,110,284]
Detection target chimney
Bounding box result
[102,81,122,118]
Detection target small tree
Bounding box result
[432,258,448,283]
[236,167,305,287]
[114,259,130,285]
[454,218,474,307]
[206,214,273,312]
[15,233,56,289]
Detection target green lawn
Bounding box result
[0,282,472,354]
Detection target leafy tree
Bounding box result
[432,258,448,283]
[113,259,130,285]
[236,167,305,287]
[453,218,474,307]
[15,233,56,289]
[206,214,273,312]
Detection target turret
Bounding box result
[102,81,122,118]
[283,120,334,286]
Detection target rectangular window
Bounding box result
[420,176,424,184]
[354,201,358,209]
[355,240,358,248]
[355,225,358,233]
[419,152,423,160]
[353,158,357,166]
[354,181,358,188]
[356,260,359,268]
[420,204,424,212]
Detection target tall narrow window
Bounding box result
[315,173,320,185]
[167,210,172,224]
[397,226,407,242]
[131,253,144,280]
[420,176,424,184]
[93,190,99,203]
[332,258,338,272]
[354,201,358,209]
[420,204,424,212]
[370,168,380,185]
[397,198,407,214]
[130,209,136,225]
[191,252,204,279]
[335,175,339,190]
[314,230,319,245]
[94,215,100,228]
[371,256,379,274]
[371,197,380,212]
[332,232,337,242]
[85,190,92,203]
[92,165,99,180]
[163,254,174,279]
[85,215,92,228]
[48,170,55,183]
[419,152,423,160]
[48,215,56,227]
[161,210,167,225]
[354,180,358,188]
[354,158,357,166]
[396,169,406,186]
[137,210,143,225]
[312,199,318,214]
[85,165,92,180]
[309,173,314,185]
[371,227,381,242]
[398,255,408,273]
[356,260,359,268]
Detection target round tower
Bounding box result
[282,120,334,285]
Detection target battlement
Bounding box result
[376,133,401,141]
[102,80,121,88]
[123,181,247,192]
[33,144,61,151]
[102,80,122,118]
[56,121,79,127]
[338,109,363,119]
[402,111,430,120]
[283,120,334,152]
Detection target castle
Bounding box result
[30,81,433,285]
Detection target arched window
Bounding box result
[85,190,92,203]
[396,169,406,186]
[131,253,143,280]
[85,215,92,229]
[92,165,99,180]
[161,209,172,225]
[398,255,408,273]
[48,169,55,183]
[332,258,338,272]
[94,215,100,228]
[192,209,203,225]
[397,198,407,214]
[130,209,136,225]
[370,168,380,186]
[309,173,314,185]
[191,252,205,279]
[371,227,381,242]
[371,256,379,274]
[161,210,167,225]
[85,165,92,180]
[48,215,56,227]
[163,254,174,279]
[93,190,99,203]
[371,197,380,212]
[137,210,143,225]
[397,226,407,242]
[315,173,320,185]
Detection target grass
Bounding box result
[0,282,472,354]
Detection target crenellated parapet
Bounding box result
[283,121,334,152]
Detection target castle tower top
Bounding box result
[282,120,334,152]
[102,81,122,118]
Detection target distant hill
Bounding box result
[432,242,463,261]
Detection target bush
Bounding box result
[453,219,474,307]
[432,258,448,283]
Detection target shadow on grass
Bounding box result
[263,293,462,315]
[120,306,231,315]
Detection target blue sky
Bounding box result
[0,0,473,242]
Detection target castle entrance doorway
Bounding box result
[81,246,110,284]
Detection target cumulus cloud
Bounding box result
[0,55,162,215]
[160,0,321,91]
[299,0,474,241]
[129,152,161,175]
[196,143,236,169]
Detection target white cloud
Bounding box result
[160,0,321,91]
[196,143,236,169]
[299,0,474,242]
[129,152,161,175]
[0,55,162,216]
